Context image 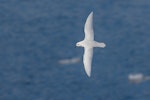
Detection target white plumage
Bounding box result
[76,12,106,77]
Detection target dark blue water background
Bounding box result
[0,0,150,100]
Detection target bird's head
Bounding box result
[76,42,83,47]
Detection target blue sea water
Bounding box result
[0,0,150,100]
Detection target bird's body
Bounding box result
[77,40,105,48]
[76,12,106,77]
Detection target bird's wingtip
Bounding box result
[86,72,91,77]
[87,75,91,77]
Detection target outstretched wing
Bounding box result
[83,47,93,77]
[84,12,94,40]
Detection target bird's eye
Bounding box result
[76,43,79,46]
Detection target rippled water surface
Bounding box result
[0,0,150,100]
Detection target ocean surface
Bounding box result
[0,0,150,100]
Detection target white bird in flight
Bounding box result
[76,12,106,77]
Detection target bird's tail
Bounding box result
[94,42,106,48]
